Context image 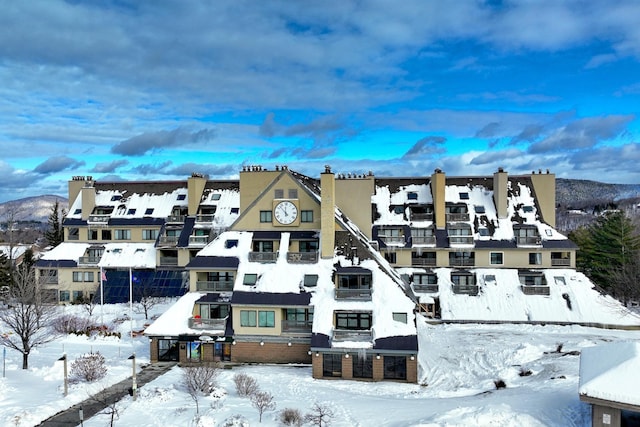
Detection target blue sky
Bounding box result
[2,0,640,203]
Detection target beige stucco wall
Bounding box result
[335,175,374,239]
[232,305,284,336]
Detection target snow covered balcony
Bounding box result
[332,312,373,342]
[286,251,318,263]
[445,203,469,222]
[196,280,234,292]
[248,251,278,263]
[519,271,549,296]
[514,225,542,247]
[87,214,110,225]
[451,272,478,295]
[188,316,227,329]
[335,268,373,300]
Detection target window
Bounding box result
[68,228,79,241]
[393,312,408,324]
[231,207,239,214]
[407,192,418,200]
[72,290,84,301]
[554,276,566,286]
[253,240,273,252]
[352,354,373,379]
[384,252,397,263]
[141,229,156,240]
[523,205,534,213]
[490,252,503,265]
[243,274,258,286]
[520,274,545,286]
[74,208,81,215]
[337,273,372,289]
[274,189,284,199]
[478,228,490,236]
[303,274,318,287]
[529,252,542,265]
[102,230,112,240]
[240,310,257,327]
[301,210,314,222]
[144,208,154,215]
[288,189,298,199]
[414,274,437,284]
[59,290,70,302]
[260,210,272,223]
[335,312,372,330]
[198,303,230,319]
[127,208,136,215]
[384,356,407,380]
[114,229,131,240]
[177,194,186,201]
[225,239,239,248]
[459,192,469,200]
[299,240,318,252]
[452,274,475,286]
[111,195,121,201]
[285,308,313,323]
[39,269,58,284]
[323,354,342,377]
[88,229,98,240]
[73,271,94,282]
[258,311,275,327]
[474,205,485,214]
[392,205,404,215]
[211,193,221,201]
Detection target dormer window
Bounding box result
[447,224,473,244]
[211,193,221,201]
[407,192,418,200]
[243,274,258,286]
[515,226,541,246]
[474,205,485,214]
[177,194,186,201]
[74,209,81,215]
[111,195,122,201]
[478,228,490,236]
[127,208,136,215]
[145,208,154,215]
[303,274,318,287]
[522,205,534,213]
[459,192,469,200]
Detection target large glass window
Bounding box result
[337,274,372,289]
[414,274,437,285]
[114,229,131,240]
[101,230,112,240]
[490,252,504,265]
[59,290,70,302]
[384,356,407,380]
[301,210,314,222]
[240,310,257,327]
[335,312,372,330]
[260,210,272,223]
[529,252,542,265]
[199,303,229,319]
[299,240,319,252]
[253,240,273,252]
[142,229,158,240]
[258,310,275,327]
[322,354,342,377]
[68,228,79,241]
[352,354,373,379]
[72,271,94,282]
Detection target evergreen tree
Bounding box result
[45,200,65,247]
[571,210,640,292]
[0,252,11,288]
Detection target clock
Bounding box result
[274,200,298,225]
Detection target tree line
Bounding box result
[569,209,640,306]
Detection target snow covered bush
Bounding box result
[279,408,303,426]
[233,372,260,397]
[70,351,108,382]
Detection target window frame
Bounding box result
[258,310,275,328]
[259,210,272,223]
[240,310,257,327]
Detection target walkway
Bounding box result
[37,362,176,426]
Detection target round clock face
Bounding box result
[274,200,298,225]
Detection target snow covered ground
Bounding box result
[1,301,639,426]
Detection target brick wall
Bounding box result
[231,341,311,364]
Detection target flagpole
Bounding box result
[100,266,104,325]
[129,267,133,339]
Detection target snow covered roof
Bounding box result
[144,292,225,336]
[0,244,30,260]
[98,243,156,269]
[579,341,640,407]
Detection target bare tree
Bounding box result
[251,390,276,423]
[0,265,58,369]
[610,252,640,306]
[182,364,220,415]
[304,402,335,427]
[233,372,260,397]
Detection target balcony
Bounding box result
[287,252,318,264]
[413,284,438,293]
[78,256,101,265]
[87,214,110,224]
[189,235,210,247]
[281,320,313,333]
[248,252,278,263]
[195,214,215,223]
[516,236,542,246]
[158,236,179,246]
[410,212,433,221]
[159,256,178,266]
[521,285,550,296]
[452,284,479,295]
[379,235,405,245]
[196,280,234,292]
[412,235,436,245]
[335,288,372,300]
[551,258,571,266]
[332,329,373,342]
[412,257,436,267]
[166,214,185,224]
[188,317,227,330]
[449,258,475,267]
[446,213,469,222]
[449,235,474,245]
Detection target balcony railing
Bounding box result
[521,285,550,296]
[412,235,436,245]
[452,284,479,295]
[379,235,405,245]
[188,317,227,330]
[166,214,185,224]
[287,251,318,264]
[87,214,110,224]
[332,329,373,342]
[78,256,101,265]
[335,288,372,300]
[446,213,470,222]
[412,257,437,267]
[158,236,179,246]
[516,236,542,246]
[410,212,433,221]
[551,258,571,266]
[189,235,210,246]
[449,236,474,245]
[449,258,475,267]
[195,214,215,223]
[248,252,278,263]
[413,284,438,293]
[40,276,58,285]
[281,320,313,333]
[196,280,234,292]
[159,256,178,266]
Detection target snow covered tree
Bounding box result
[44,199,65,247]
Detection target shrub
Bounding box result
[279,408,303,426]
[304,402,335,427]
[519,368,533,377]
[494,379,507,389]
[233,372,260,397]
[251,391,276,423]
[70,352,108,382]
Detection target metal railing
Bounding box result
[248,252,278,263]
[286,252,318,263]
[332,329,373,342]
[158,236,179,246]
[281,320,313,333]
[446,213,469,221]
[335,288,372,300]
[196,280,234,292]
[521,285,550,296]
[188,317,227,329]
[516,236,542,246]
[410,212,433,221]
[78,256,101,265]
[87,214,110,224]
[452,284,479,295]
[379,235,405,244]
[159,256,178,266]
[449,258,475,267]
[551,258,571,266]
[166,214,185,223]
[412,258,437,267]
[413,284,438,293]
[195,214,215,223]
[412,235,436,245]
[449,236,474,245]
[189,235,209,246]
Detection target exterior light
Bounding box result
[315,352,320,357]
[232,340,236,345]
[376,354,381,360]
[410,355,415,361]
[344,354,349,359]
[287,341,292,347]
[260,341,264,346]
